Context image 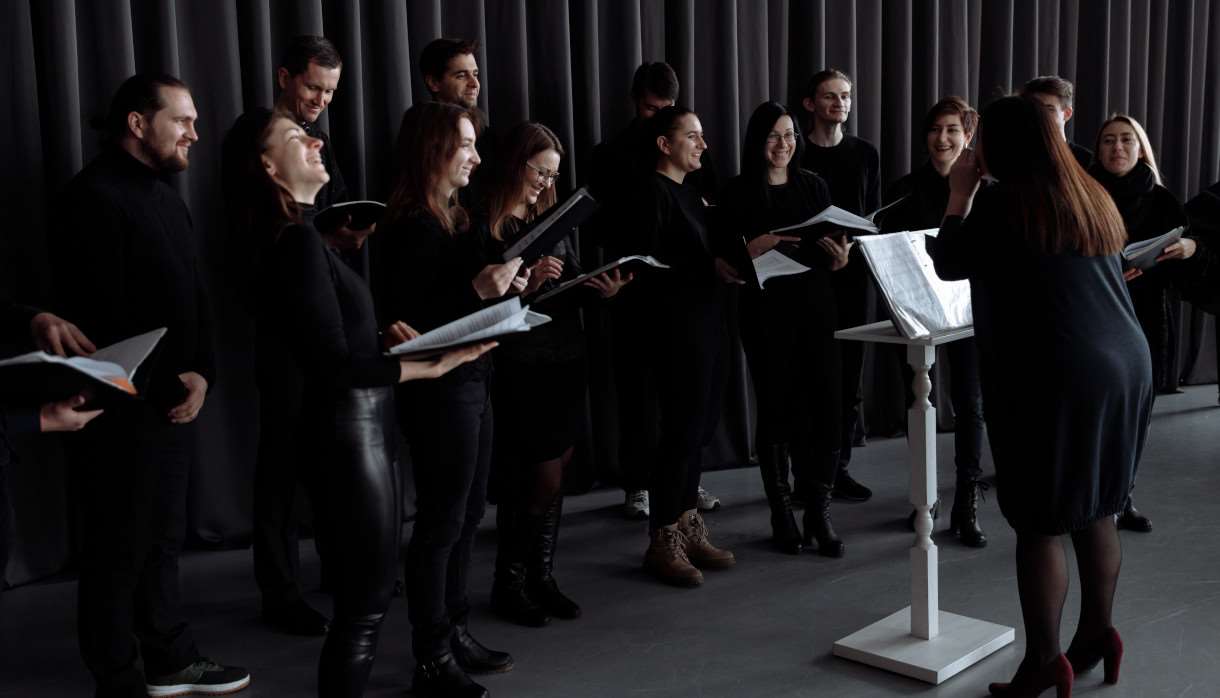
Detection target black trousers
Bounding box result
[307,387,399,697]
[901,338,985,481]
[834,263,871,468]
[611,299,659,493]
[648,309,727,531]
[252,355,314,611]
[401,375,493,660]
[739,290,842,455]
[73,406,199,698]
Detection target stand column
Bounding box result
[907,344,938,639]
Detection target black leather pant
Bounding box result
[306,387,399,697]
[401,375,493,660]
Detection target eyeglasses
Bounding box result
[766,131,797,145]
[525,161,560,184]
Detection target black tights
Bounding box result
[508,447,572,514]
[1013,517,1122,674]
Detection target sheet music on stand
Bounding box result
[857,230,972,339]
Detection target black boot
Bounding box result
[798,449,845,557]
[758,443,802,554]
[411,652,489,698]
[450,623,513,674]
[490,502,550,627]
[318,612,384,696]
[1116,495,1152,532]
[949,478,988,548]
[527,497,581,620]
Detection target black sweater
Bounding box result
[800,134,880,216]
[49,147,216,408]
[264,223,400,393]
[373,209,491,382]
[720,169,838,330]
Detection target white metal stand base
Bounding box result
[833,321,1014,684]
[833,607,1015,684]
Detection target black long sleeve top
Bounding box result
[469,217,591,365]
[48,147,216,409]
[799,134,880,216]
[263,223,400,394]
[373,209,491,382]
[720,170,838,331]
[1090,162,1189,292]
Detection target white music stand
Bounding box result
[831,320,1013,684]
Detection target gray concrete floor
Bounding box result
[2,385,1218,697]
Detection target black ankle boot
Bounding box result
[758,443,802,554]
[1116,496,1152,532]
[412,652,489,698]
[491,503,550,628]
[527,497,581,620]
[318,612,384,696]
[450,623,512,674]
[798,449,845,557]
[949,479,988,548]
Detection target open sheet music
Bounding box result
[0,327,167,406]
[1122,226,1184,270]
[532,255,669,303]
[857,230,972,338]
[386,298,551,359]
[770,205,879,238]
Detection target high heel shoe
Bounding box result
[1066,627,1123,684]
[988,654,1074,697]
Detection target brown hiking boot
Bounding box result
[678,510,736,569]
[643,526,703,587]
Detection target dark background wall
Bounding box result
[2,0,1217,588]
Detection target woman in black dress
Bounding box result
[623,106,735,587]
[473,122,632,626]
[883,96,989,548]
[934,96,1153,696]
[226,108,492,697]
[1091,114,1196,532]
[374,102,527,698]
[720,101,849,556]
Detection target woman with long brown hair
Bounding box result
[374,101,526,698]
[225,107,492,697]
[473,122,631,627]
[934,95,1154,697]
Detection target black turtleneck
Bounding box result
[1090,161,1187,249]
[49,147,216,408]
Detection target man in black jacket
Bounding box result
[1020,75,1095,171]
[49,73,248,698]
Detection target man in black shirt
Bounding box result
[800,69,880,504]
[50,73,249,698]
[1020,75,1095,171]
[588,62,722,521]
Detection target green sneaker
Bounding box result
[146,658,250,697]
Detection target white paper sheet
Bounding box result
[753,249,811,286]
[386,297,551,356]
[857,230,972,338]
[1122,226,1183,270]
[533,255,669,303]
[0,327,166,394]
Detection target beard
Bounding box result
[140,136,189,173]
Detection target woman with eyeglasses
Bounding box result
[720,101,850,557]
[375,101,527,698]
[1089,114,1194,534]
[621,105,735,587]
[470,122,632,627]
[224,107,493,697]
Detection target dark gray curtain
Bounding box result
[3,0,1218,588]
